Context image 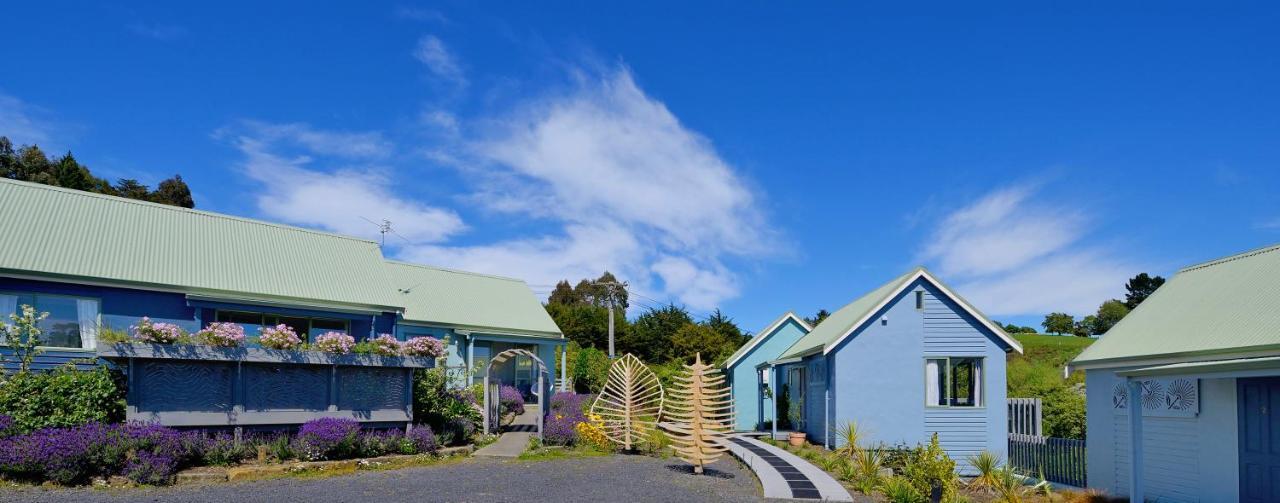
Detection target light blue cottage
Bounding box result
[724,312,813,431]
[728,267,1023,474]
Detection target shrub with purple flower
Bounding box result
[295,417,360,460]
[131,317,185,344]
[499,385,525,417]
[355,429,405,457]
[0,415,13,438]
[124,450,178,485]
[194,322,245,347]
[407,426,438,454]
[258,324,302,350]
[402,336,444,358]
[369,333,402,356]
[314,332,356,354]
[543,392,592,446]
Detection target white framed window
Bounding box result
[926,357,983,407]
[1,292,100,350]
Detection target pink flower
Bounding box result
[131,317,185,344]
[195,322,246,347]
[259,324,302,350]
[402,336,444,358]
[314,331,356,354]
[370,333,402,356]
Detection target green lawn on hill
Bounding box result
[1006,333,1095,439]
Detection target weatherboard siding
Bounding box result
[727,317,810,431]
[1085,369,1238,501]
[920,288,1008,471]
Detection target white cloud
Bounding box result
[918,183,1133,317]
[396,7,448,23]
[223,127,464,244]
[0,93,55,147]
[414,36,466,87]
[224,64,777,310]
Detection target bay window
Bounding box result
[1,293,100,350]
[926,357,983,407]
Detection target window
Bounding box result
[215,311,349,343]
[1,292,100,349]
[915,290,924,310]
[926,357,983,407]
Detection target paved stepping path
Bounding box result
[474,405,540,458]
[725,435,853,501]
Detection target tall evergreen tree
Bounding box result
[1123,273,1166,309]
[547,280,580,305]
[804,309,831,327]
[0,136,195,208]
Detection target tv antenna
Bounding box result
[360,217,410,248]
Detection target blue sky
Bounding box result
[3,2,1278,331]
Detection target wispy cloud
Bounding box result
[0,93,56,148]
[1257,217,1280,230]
[223,64,778,311]
[917,183,1133,316]
[219,124,464,244]
[414,35,466,88]
[127,22,188,40]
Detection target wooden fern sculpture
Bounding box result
[591,353,664,450]
[664,353,735,474]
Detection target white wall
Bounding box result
[1085,369,1238,502]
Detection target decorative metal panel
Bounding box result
[1112,378,1199,417]
[244,364,329,411]
[337,367,406,411]
[136,361,234,412]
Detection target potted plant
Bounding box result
[787,394,806,446]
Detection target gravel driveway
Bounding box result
[0,455,765,503]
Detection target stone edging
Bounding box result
[176,445,476,485]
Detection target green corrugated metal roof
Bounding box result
[1073,243,1280,366]
[778,268,921,359]
[385,261,562,337]
[0,178,401,310]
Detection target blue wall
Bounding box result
[828,278,1010,473]
[726,316,809,431]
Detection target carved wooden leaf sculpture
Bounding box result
[663,353,736,474]
[591,353,664,450]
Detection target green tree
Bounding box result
[1091,299,1130,335]
[999,322,1037,334]
[1124,273,1166,309]
[1073,316,1097,337]
[150,175,195,208]
[572,271,629,309]
[805,309,830,327]
[1042,312,1075,335]
[623,304,693,363]
[704,309,746,345]
[546,280,580,305]
[543,302,626,350]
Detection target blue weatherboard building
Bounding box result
[727,268,1022,473]
[0,178,564,426]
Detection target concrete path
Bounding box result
[725,435,854,501]
[473,404,539,458]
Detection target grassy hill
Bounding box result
[1006,334,1095,439]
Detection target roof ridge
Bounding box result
[0,177,381,246]
[385,259,527,283]
[1178,242,1280,273]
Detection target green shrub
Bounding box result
[412,368,481,444]
[851,448,884,494]
[0,363,125,433]
[569,344,610,394]
[900,433,957,501]
[881,476,927,503]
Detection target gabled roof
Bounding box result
[385,261,562,337]
[1073,243,1280,367]
[778,267,1021,359]
[0,178,401,311]
[723,311,812,369]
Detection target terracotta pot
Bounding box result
[788,432,807,447]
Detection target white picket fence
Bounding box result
[1008,397,1042,436]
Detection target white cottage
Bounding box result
[1071,243,1280,503]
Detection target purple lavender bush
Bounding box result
[543,392,591,446]
[0,415,13,438]
[407,426,438,454]
[499,385,525,417]
[355,429,405,457]
[295,417,361,460]
[124,450,178,485]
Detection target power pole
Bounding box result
[595,281,626,359]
